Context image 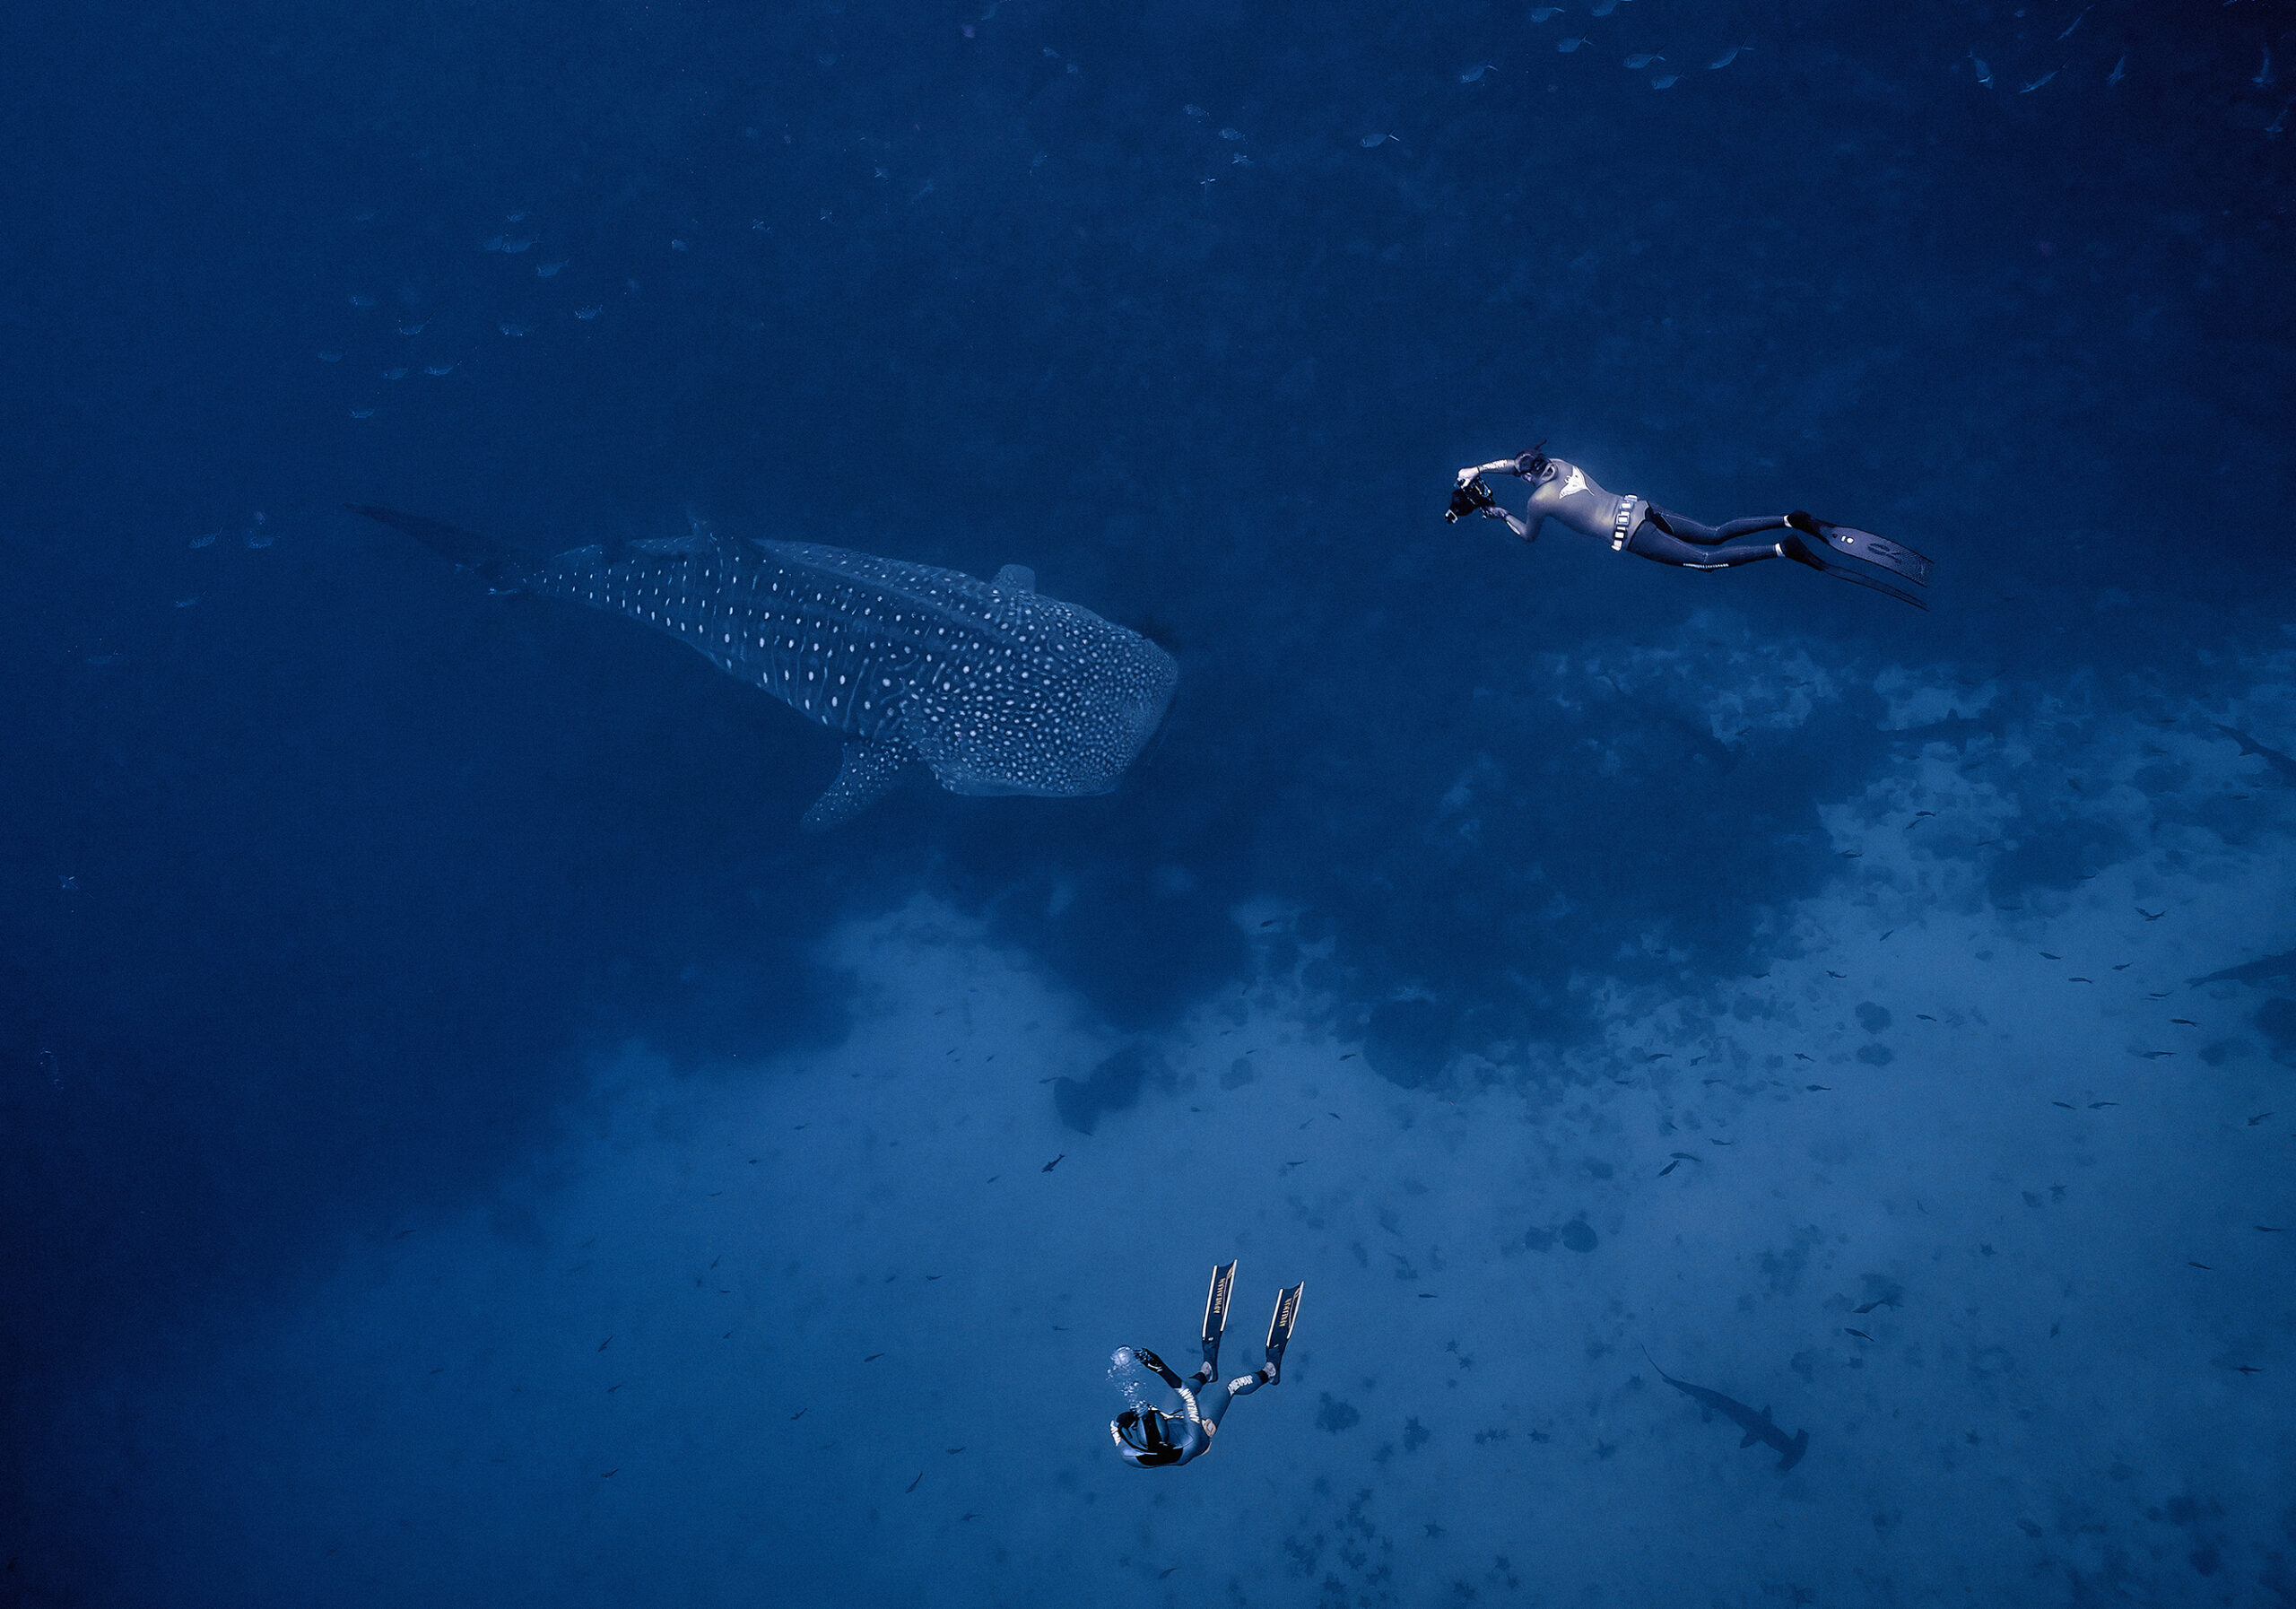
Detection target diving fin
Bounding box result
[1201,1261,1236,1374]
[347,504,533,592]
[1263,1283,1303,1382]
[1787,511,1934,588]
[800,733,917,833]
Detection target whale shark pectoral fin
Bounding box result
[993,563,1037,593]
[1739,1429,1761,1448]
[800,732,917,833]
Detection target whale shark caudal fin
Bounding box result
[801,734,918,833]
[993,563,1036,593]
[347,504,532,591]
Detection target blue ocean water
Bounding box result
[5,0,2294,1602]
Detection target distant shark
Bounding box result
[1644,1351,1809,1471]
[2188,948,2296,989]
[352,506,1177,831]
[2213,724,2296,787]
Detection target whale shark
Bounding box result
[352,506,1178,831]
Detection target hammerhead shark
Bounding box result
[1643,1350,1809,1471]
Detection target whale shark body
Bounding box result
[353,506,1177,831]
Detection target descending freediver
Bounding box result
[1447,444,1934,609]
[1110,1264,1303,1469]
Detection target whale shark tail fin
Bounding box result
[348,504,533,592]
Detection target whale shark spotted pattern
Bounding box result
[352,508,1178,830]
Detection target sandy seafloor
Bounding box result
[50,642,2296,1608]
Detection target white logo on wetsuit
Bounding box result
[1557,465,1590,500]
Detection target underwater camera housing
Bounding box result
[1446,477,1496,524]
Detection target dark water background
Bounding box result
[5,1,2293,1604]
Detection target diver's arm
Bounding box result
[1131,1347,1187,1390]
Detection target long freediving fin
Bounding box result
[1201,1261,1237,1374]
[1263,1282,1303,1382]
[346,504,534,591]
[800,733,918,833]
[1788,511,1934,588]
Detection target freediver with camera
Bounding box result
[1448,444,1934,609]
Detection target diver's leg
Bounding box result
[1624,519,1787,570]
[1644,508,1792,546]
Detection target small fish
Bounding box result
[904,1472,923,1493]
[2170,1019,2197,1026]
[1670,1152,1699,1161]
[382,366,408,379]
[1459,63,1497,83]
[865,1352,884,1362]
[397,321,427,335]
[2248,1113,2273,1126]
[1528,6,1561,19]
[1624,53,1663,69]
[2267,101,2289,137]
[2068,977,2093,984]
[1917,1013,1935,1022]
[2052,1101,2074,1109]
[2234,1364,2263,1375]
[1219,127,1244,140]
[1158,1568,1180,1581]
[575,306,602,319]
[1709,1138,1734,1146]
[1043,1154,1065,1172]
[2041,952,2062,960]
[2057,5,2088,40]
[2105,53,2125,86]
[600,1468,618,1477]
[2260,1225,2286,1233]
[1839,851,1863,859]
[349,409,374,420]
[1845,1328,1875,1343]
[2019,66,2060,94]
[2088,1101,2117,1109]
[791,1409,806,1420]
[598,1335,612,1351]
[423,363,456,376]
[2137,1051,2175,1060]
[1970,51,1993,89]
[1795,1053,1813,1063]
[1658,1161,1680,1176]
[349,294,377,307]
[2136,908,2165,921]
[2254,48,2274,90]
[536,259,568,277]
[1708,44,1750,70]
[2188,1262,2213,1270]
[317,351,342,362]
[1650,72,1678,87]
[1805,1084,1831,1092]
[1826,970,1847,978]
[1557,35,1589,53]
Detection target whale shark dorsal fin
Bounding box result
[1760,1405,1774,1423]
[994,563,1036,593]
[801,733,917,832]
